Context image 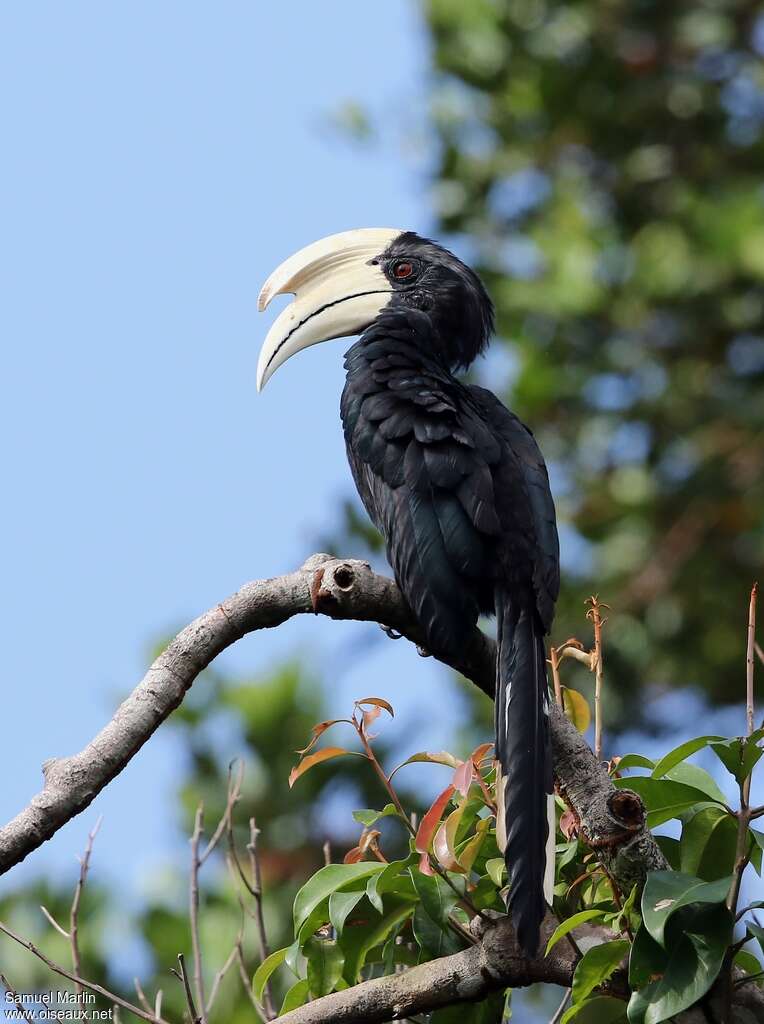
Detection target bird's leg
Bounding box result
[379,622,431,656]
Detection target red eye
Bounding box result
[393,260,414,280]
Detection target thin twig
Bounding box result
[1,972,35,1024]
[133,978,153,1016]
[40,904,70,938]
[0,919,167,1024]
[247,817,275,1020]
[235,937,265,1016]
[200,761,243,866]
[587,597,607,760]
[71,816,102,996]
[746,583,757,738]
[549,988,571,1024]
[189,805,207,1021]
[549,644,563,709]
[172,952,201,1024]
[205,939,239,1015]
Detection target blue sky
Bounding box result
[1,1,458,891]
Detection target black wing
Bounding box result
[340,311,559,650]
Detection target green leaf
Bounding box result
[366,857,417,913]
[651,735,724,779]
[279,978,309,1016]
[735,948,763,979]
[409,867,459,927]
[252,947,288,1004]
[679,805,737,880]
[654,835,681,870]
[352,803,400,827]
[615,777,714,827]
[485,857,506,887]
[432,992,508,1023]
[751,828,764,874]
[572,939,629,1003]
[562,685,591,732]
[561,996,627,1023]
[710,732,764,784]
[663,762,727,805]
[339,899,415,983]
[284,938,302,977]
[627,905,732,1024]
[304,937,344,998]
[641,871,731,947]
[293,862,386,936]
[616,754,655,771]
[328,890,365,936]
[412,901,463,958]
[748,921,764,958]
[546,909,607,954]
[470,874,504,912]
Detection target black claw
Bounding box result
[416,645,431,658]
[379,624,403,641]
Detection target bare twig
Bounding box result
[247,818,275,1020]
[205,940,239,1015]
[133,977,153,1017]
[0,919,167,1024]
[235,936,264,1016]
[549,988,572,1024]
[172,952,201,1024]
[549,643,563,709]
[1,972,35,1024]
[71,815,102,996]
[587,597,607,760]
[201,761,243,866]
[40,904,70,938]
[746,583,757,738]
[189,805,207,1020]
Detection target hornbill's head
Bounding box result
[257,228,494,390]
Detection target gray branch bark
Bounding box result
[0,554,760,1022]
[279,915,578,1024]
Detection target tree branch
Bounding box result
[278,915,577,1024]
[0,554,658,897]
[0,554,761,1021]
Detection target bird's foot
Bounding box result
[379,624,403,641]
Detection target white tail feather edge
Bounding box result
[495,761,507,852]
[495,761,555,906]
[543,793,555,904]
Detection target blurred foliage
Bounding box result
[0,660,422,1021]
[329,0,764,718]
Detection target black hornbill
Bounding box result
[257,228,559,954]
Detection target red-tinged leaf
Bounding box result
[415,785,455,855]
[418,850,435,876]
[296,720,350,756]
[289,747,357,788]
[452,759,474,797]
[344,846,364,864]
[434,801,471,872]
[468,742,494,767]
[355,697,394,717]
[560,808,579,840]
[362,705,382,732]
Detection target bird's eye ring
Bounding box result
[392,260,415,280]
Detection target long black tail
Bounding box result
[495,590,553,955]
